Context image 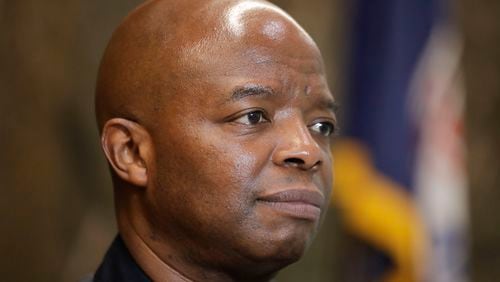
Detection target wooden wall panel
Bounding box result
[0,1,141,281]
[459,0,500,281]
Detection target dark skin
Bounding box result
[96,0,337,281]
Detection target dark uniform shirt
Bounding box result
[93,235,151,282]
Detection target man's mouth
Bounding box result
[256,189,324,221]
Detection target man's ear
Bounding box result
[100,118,152,187]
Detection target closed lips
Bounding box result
[257,189,324,220]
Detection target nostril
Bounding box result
[284,157,305,166]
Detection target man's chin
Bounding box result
[242,229,313,271]
[229,244,306,281]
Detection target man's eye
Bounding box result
[233,110,268,125]
[309,122,335,137]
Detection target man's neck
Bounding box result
[118,212,274,282]
[120,227,194,282]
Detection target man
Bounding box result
[93,0,337,281]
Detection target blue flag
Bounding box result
[332,0,468,281]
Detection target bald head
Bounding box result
[96,1,334,281]
[95,0,322,131]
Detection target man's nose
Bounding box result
[271,120,323,171]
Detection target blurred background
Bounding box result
[0,0,499,281]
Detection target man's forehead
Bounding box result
[95,0,327,130]
[174,1,324,77]
[223,1,313,43]
[128,0,323,77]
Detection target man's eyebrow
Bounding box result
[229,85,276,102]
[314,95,339,115]
[227,85,339,115]
[327,100,340,114]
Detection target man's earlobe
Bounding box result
[101,118,151,187]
